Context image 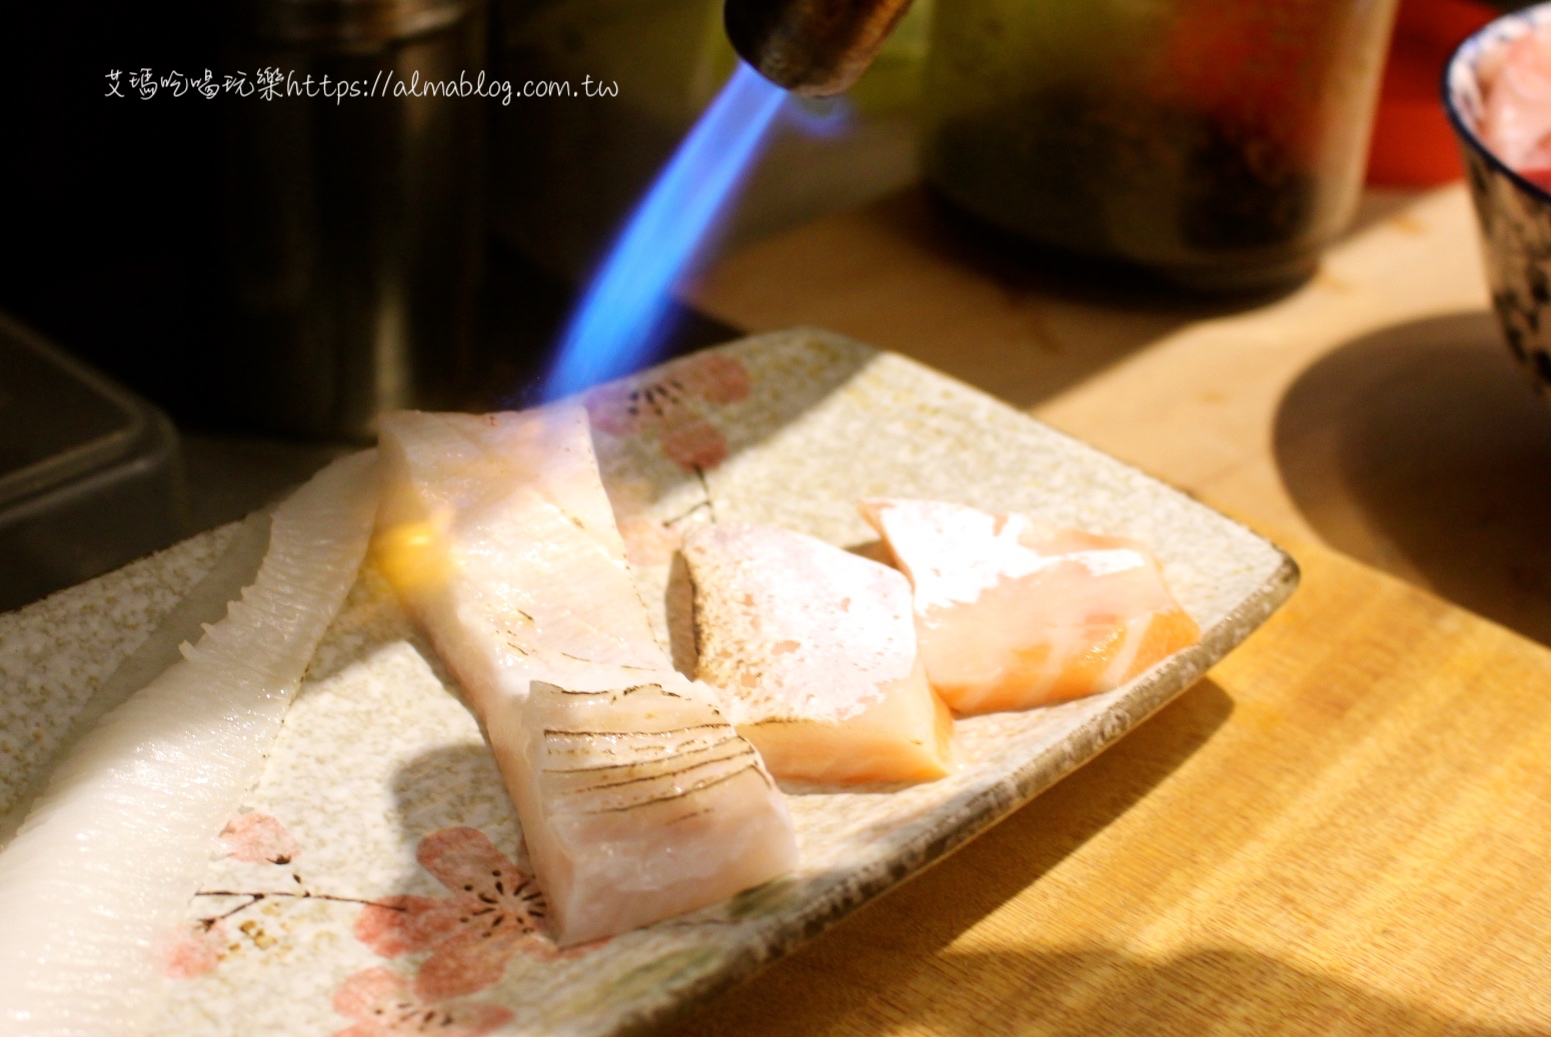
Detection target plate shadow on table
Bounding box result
[1273,311,1551,647]
[668,680,1241,1036]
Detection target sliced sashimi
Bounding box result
[376,407,797,945]
[0,451,378,1037]
[517,680,796,942]
[375,407,666,685]
[860,498,1200,715]
[681,523,951,783]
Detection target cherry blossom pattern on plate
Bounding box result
[220,811,303,865]
[355,827,572,999]
[585,352,751,471]
[164,919,232,980]
[169,812,406,979]
[165,811,302,979]
[330,967,512,1037]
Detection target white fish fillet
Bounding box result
[376,406,796,945]
[0,451,378,1037]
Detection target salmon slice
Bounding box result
[377,406,797,945]
[860,499,1201,715]
[681,523,951,783]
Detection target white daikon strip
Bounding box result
[0,510,275,851]
[0,451,378,1037]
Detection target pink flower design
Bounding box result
[354,828,553,999]
[221,812,301,865]
[330,967,512,1037]
[585,352,750,471]
[165,920,230,980]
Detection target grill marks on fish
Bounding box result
[540,733,744,773]
[544,722,731,743]
[552,742,759,798]
[569,753,764,815]
[534,682,771,818]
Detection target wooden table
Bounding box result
[670,185,1551,1035]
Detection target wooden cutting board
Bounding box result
[673,185,1551,1034]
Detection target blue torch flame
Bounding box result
[542,63,787,402]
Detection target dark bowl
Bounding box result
[1446,3,1551,399]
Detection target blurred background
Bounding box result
[0,0,1532,608]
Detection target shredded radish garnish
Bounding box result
[0,451,378,1037]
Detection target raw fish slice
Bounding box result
[376,407,796,945]
[860,499,1200,715]
[0,452,378,1037]
[682,524,951,783]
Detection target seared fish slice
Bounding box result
[861,499,1200,715]
[682,523,951,783]
[377,406,796,945]
[523,680,796,942]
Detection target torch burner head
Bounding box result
[725,0,917,97]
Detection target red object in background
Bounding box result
[1160,0,1353,156]
[1367,0,1497,186]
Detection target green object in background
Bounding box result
[850,0,932,117]
[921,0,1401,293]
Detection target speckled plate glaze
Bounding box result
[0,329,1296,1037]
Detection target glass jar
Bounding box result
[922,0,1400,292]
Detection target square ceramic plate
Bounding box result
[0,329,1296,1037]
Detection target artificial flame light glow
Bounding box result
[543,63,787,402]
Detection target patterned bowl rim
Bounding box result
[1444,0,1551,206]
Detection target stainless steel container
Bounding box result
[220,0,485,440]
[0,314,185,611]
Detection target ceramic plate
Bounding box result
[0,328,1296,1037]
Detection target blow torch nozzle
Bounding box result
[724,0,917,97]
